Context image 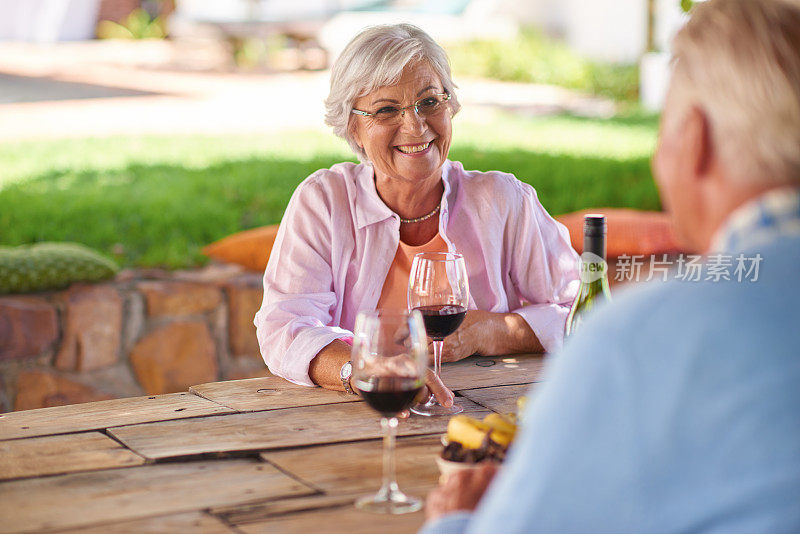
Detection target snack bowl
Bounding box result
[436,413,519,484]
[436,435,495,483]
[435,455,487,483]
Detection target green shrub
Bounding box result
[96,8,166,40]
[449,29,639,101]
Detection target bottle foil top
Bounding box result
[583,214,607,237]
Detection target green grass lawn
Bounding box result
[0,111,660,269]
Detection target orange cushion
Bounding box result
[202,225,280,272]
[555,208,683,257]
[203,211,681,271]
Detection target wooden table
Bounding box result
[0,354,545,534]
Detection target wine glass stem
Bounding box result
[381,417,400,495]
[433,339,443,378]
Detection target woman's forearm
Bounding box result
[308,339,353,391]
[444,310,544,362]
[484,311,544,355]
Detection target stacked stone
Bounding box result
[0,266,266,412]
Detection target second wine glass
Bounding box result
[408,252,470,416]
[351,309,428,513]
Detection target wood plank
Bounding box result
[0,459,314,534]
[49,512,233,534]
[0,392,235,441]
[212,494,356,526]
[261,435,441,495]
[236,504,425,534]
[109,400,490,460]
[189,354,545,413]
[0,431,145,481]
[444,354,545,391]
[458,383,541,415]
[190,376,361,412]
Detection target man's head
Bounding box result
[653,0,800,252]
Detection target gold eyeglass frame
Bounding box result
[350,92,451,121]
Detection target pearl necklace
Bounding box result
[399,203,441,224]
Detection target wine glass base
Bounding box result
[410,398,464,417]
[355,491,422,514]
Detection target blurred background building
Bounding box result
[0,0,685,109]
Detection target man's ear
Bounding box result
[683,106,715,181]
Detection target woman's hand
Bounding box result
[425,462,499,521]
[438,310,492,362]
[398,368,454,419]
[437,310,544,363]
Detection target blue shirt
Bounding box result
[420,187,800,534]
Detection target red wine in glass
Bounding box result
[354,376,424,418]
[415,305,467,340]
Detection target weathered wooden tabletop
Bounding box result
[0,354,544,534]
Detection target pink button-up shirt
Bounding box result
[254,160,579,386]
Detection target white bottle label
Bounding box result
[579,252,607,283]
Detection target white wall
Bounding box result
[497,0,568,36]
[498,0,686,64]
[653,0,688,52]
[0,0,100,42]
[564,0,647,63]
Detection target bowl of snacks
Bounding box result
[436,412,518,482]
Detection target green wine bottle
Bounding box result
[565,214,612,337]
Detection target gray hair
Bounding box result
[669,0,800,186]
[324,23,461,162]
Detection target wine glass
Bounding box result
[351,309,428,514]
[408,252,470,416]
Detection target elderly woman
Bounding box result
[255,23,579,400]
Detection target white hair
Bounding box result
[668,0,800,186]
[324,23,461,162]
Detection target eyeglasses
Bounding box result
[351,92,451,124]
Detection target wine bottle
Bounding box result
[565,214,612,337]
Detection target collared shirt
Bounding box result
[254,160,580,386]
[709,186,800,253]
[420,187,800,534]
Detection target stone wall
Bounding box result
[0,265,266,412]
[0,259,639,413]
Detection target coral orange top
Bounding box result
[376,234,448,310]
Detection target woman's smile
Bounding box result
[395,140,433,155]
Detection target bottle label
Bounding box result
[579,252,607,283]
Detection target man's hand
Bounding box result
[425,462,499,521]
